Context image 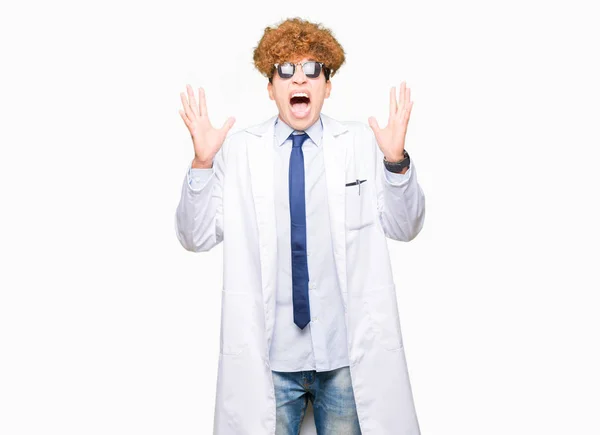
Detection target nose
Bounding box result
[292,65,307,84]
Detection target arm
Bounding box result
[368,81,425,241]
[174,143,225,252]
[174,84,235,252]
[374,137,425,241]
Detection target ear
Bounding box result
[267,82,274,101]
[325,80,332,99]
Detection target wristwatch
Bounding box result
[383,150,410,173]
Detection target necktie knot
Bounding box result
[290,132,309,148]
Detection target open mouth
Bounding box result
[290,95,311,118]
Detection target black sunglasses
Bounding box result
[273,61,329,80]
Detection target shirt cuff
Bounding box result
[187,163,214,192]
[383,164,412,186]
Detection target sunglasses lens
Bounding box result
[303,61,321,78]
[278,62,294,78]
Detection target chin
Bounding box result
[284,107,320,131]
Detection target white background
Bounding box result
[1,0,599,434]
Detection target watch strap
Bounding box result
[383,150,410,173]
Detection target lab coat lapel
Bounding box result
[320,113,350,306]
[246,115,278,356]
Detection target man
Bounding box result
[175,17,425,435]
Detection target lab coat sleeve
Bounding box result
[174,142,226,252]
[371,127,426,242]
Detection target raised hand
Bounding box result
[179,84,235,168]
[368,81,414,162]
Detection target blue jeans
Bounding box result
[271,366,362,435]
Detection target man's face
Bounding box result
[267,56,332,131]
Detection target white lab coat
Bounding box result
[175,113,425,434]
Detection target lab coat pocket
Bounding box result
[364,284,404,351]
[345,179,375,231]
[220,290,251,355]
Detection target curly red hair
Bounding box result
[253,17,346,82]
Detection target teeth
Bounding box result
[291,92,309,98]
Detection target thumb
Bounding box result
[368,116,380,134]
[221,116,236,134]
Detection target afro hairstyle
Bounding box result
[253,17,346,83]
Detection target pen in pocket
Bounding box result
[345,179,367,195]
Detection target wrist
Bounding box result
[192,157,213,169]
[383,149,410,173]
[384,150,406,162]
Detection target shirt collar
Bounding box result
[274,115,323,147]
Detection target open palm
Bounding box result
[179,84,235,166]
[368,81,413,161]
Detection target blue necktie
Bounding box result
[289,132,311,329]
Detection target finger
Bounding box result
[221,116,236,133]
[405,101,414,122]
[368,116,381,134]
[398,82,406,113]
[389,87,397,118]
[402,88,411,120]
[180,92,194,120]
[199,87,208,117]
[187,84,199,117]
[179,109,191,126]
